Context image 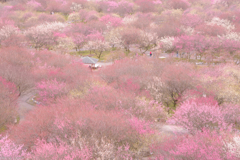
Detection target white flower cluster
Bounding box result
[138,31,159,51]
[25,22,67,37]
[160,36,176,51]
[207,17,235,30]
[181,26,194,35]
[68,12,81,23]
[140,31,158,45]
[147,77,163,102]
[209,17,240,42]
[24,22,67,48]
[94,137,115,159]
[104,29,123,48]
[218,32,240,41]
[226,136,240,158]
[122,15,138,25]
[70,2,82,12]
[0,25,18,41]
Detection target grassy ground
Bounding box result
[69,49,227,67]
[70,50,113,61]
[0,126,6,134]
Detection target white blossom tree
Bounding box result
[104,28,123,49]
[122,15,138,25]
[0,25,19,46]
[159,36,176,52]
[227,136,240,158]
[54,37,75,54]
[219,32,240,41]
[25,22,67,49]
[207,17,235,31]
[70,2,82,12]
[83,40,110,59]
[68,12,81,23]
[136,30,159,54]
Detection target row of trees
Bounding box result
[0,0,239,60]
[0,20,239,59]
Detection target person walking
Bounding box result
[150,51,152,57]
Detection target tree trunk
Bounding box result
[98,51,103,59]
[18,86,21,97]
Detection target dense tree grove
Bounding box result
[0,0,240,159]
